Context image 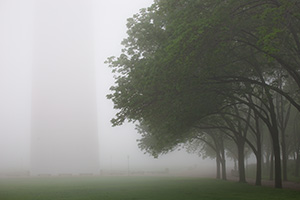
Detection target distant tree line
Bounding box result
[106,0,300,189]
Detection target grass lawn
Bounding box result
[0,176,299,200]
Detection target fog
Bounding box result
[0,0,216,177]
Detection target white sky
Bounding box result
[0,0,217,175]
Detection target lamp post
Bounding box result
[127,155,130,176]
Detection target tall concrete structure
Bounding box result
[31,0,99,175]
[0,0,33,173]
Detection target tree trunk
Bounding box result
[234,158,237,171]
[272,131,283,188]
[219,137,227,180]
[221,149,227,180]
[221,158,227,180]
[237,142,246,183]
[296,152,300,177]
[261,70,282,188]
[269,152,274,181]
[256,153,262,186]
[255,136,262,186]
[216,155,221,179]
[281,137,288,181]
[267,90,282,188]
[265,150,270,172]
[276,79,289,182]
[253,112,262,186]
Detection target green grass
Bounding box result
[0,176,299,200]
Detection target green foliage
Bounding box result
[107,0,300,173]
[107,0,229,156]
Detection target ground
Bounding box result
[0,176,299,200]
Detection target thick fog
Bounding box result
[0,0,216,176]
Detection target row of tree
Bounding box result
[107,0,300,188]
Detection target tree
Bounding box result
[185,130,226,180]
[107,0,300,188]
[107,0,227,156]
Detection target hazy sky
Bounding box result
[0,0,216,175]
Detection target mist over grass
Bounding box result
[0,177,298,200]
